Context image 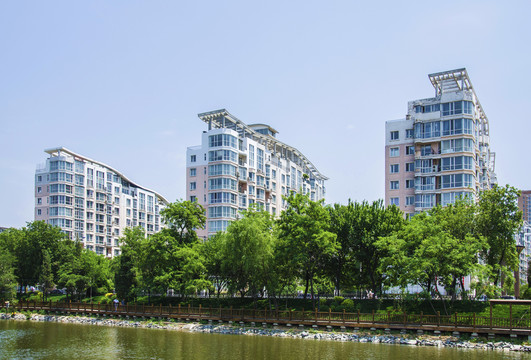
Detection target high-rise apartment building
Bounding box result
[35,147,168,257]
[518,190,531,224]
[186,109,327,238]
[385,68,496,217]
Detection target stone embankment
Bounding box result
[1,312,530,352]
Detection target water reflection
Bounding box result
[0,320,526,360]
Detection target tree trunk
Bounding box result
[310,277,315,310]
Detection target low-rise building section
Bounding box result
[35,147,168,257]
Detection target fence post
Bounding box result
[178,304,181,316]
[454,312,457,328]
[473,312,476,329]
[420,311,423,326]
[343,309,346,324]
[490,302,493,329]
[231,306,233,320]
[372,310,374,324]
[387,310,390,325]
[357,309,360,324]
[289,309,292,322]
[329,308,331,324]
[143,303,145,314]
[437,311,440,327]
[315,308,318,323]
[199,304,202,320]
[510,304,513,331]
[302,308,304,321]
[160,303,162,316]
[188,304,191,316]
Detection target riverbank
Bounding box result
[1,311,530,353]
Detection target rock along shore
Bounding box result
[1,312,530,353]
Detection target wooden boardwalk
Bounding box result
[9,300,531,336]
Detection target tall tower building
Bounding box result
[385,68,496,217]
[518,190,531,224]
[186,109,327,238]
[35,147,168,257]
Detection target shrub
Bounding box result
[341,299,355,312]
[333,296,344,304]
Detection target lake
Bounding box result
[0,320,528,359]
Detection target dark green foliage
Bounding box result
[114,248,138,302]
[276,192,338,308]
[476,184,523,285]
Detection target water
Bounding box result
[0,320,528,359]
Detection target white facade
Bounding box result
[186,109,327,238]
[35,147,168,257]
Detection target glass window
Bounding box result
[190,155,196,162]
[415,176,435,191]
[406,179,415,188]
[190,182,196,190]
[390,164,399,173]
[209,150,237,162]
[390,197,399,206]
[208,164,237,177]
[390,131,399,140]
[208,134,237,148]
[190,168,196,177]
[414,121,440,139]
[406,196,415,206]
[415,194,435,208]
[406,129,414,139]
[405,162,414,172]
[390,147,399,157]
[390,181,399,190]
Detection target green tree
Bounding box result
[114,249,139,302]
[160,199,206,244]
[13,221,70,291]
[57,244,113,300]
[476,185,523,286]
[220,209,274,298]
[202,233,227,297]
[327,203,357,295]
[39,249,54,300]
[0,251,16,301]
[430,200,487,300]
[276,192,338,308]
[350,200,404,296]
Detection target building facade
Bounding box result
[186,109,327,238]
[385,68,496,217]
[35,147,168,257]
[518,190,531,224]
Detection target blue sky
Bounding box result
[1,1,530,227]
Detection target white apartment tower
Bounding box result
[35,147,168,257]
[186,109,327,238]
[385,68,496,217]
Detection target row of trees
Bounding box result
[114,184,522,309]
[0,222,113,301]
[0,184,523,311]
